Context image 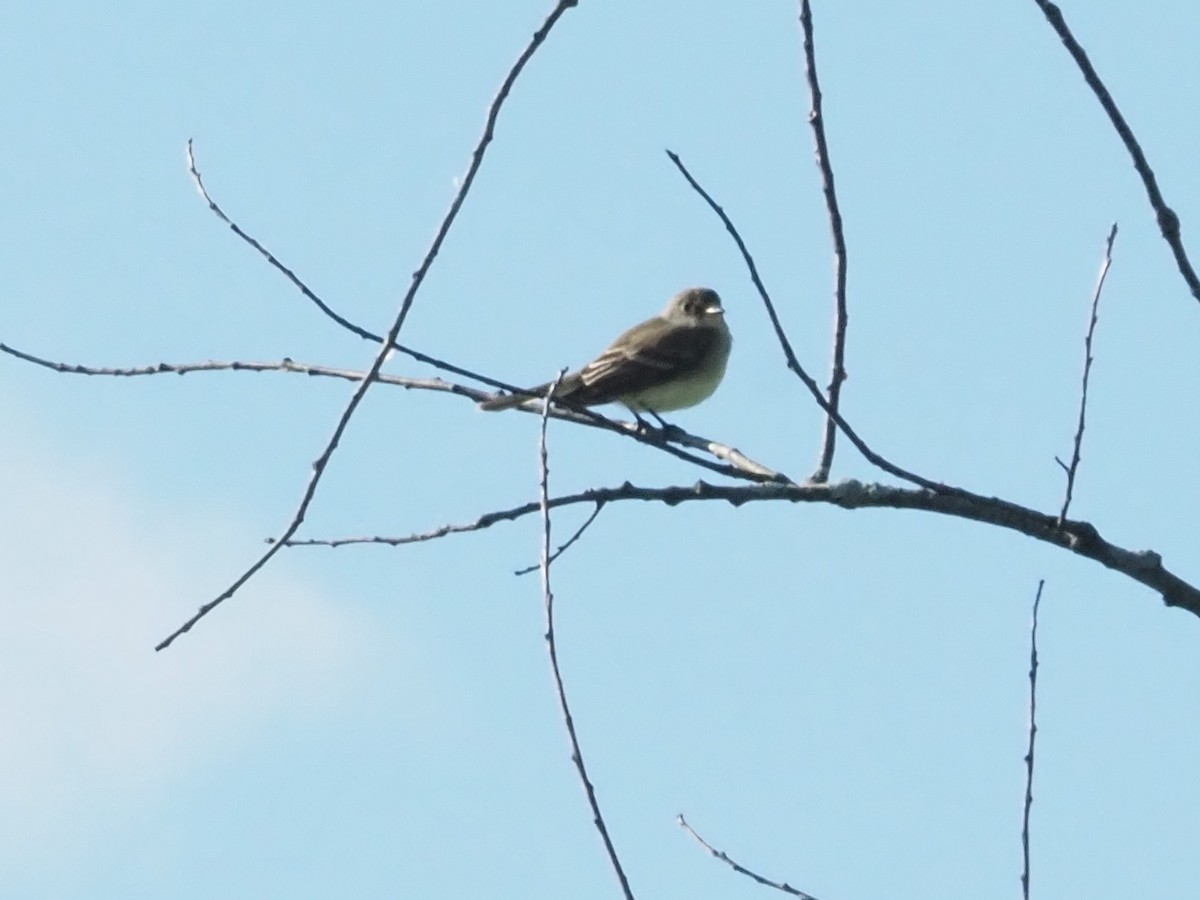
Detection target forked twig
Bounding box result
[1030,0,1200,303]
[515,501,605,575]
[1021,580,1045,900]
[798,0,849,484]
[666,150,963,496]
[1056,223,1117,523]
[538,376,635,900]
[156,0,583,650]
[677,815,822,899]
[186,143,520,394]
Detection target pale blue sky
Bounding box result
[4,2,1200,898]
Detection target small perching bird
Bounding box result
[478,287,732,417]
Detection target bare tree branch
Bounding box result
[677,814,822,899]
[480,395,793,482]
[1057,223,1117,523]
[665,150,966,496]
[537,376,636,900]
[0,348,485,398]
[658,423,791,481]
[515,501,605,576]
[0,345,786,483]
[665,150,804,413]
[1030,0,1199,303]
[13,337,1194,617]
[283,478,1200,619]
[798,0,850,485]
[185,141,523,394]
[1021,580,1045,900]
[155,0,583,650]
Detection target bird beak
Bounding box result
[704,304,724,316]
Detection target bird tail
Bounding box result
[478,390,541,411]
[478,374,583,411]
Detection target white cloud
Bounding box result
[0,397,384,861]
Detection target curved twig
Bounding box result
[537,377,636,900]
[677,814,822,899]
[1057,224,1117,523]
[515,501,605,576]
[798,0,850,485]
[155,0,583,650]
[666,150,964,496]
[1030,0,1200,303]
[185,142,522,394]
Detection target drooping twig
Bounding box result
[537,376,636,900]
[515,501,605,576]
[155,0,583,650]
[1020,580,1045,900]
[1056,223,1117,523]
[798,0,849,485]
[185,142,522,394]
[677,815,822,899]
[283,478,1200,620]
[665,150,802,408]
[1030,0,1200,304]
[0,345,785,483]
[666,150,962,496]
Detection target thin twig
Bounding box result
[798,0,849,485]
[0,345,784,483]
[665,150,802,407]
[538,376,635,900]
[155,0,582,650]
[282,477,1200,620]
[186,140,520,395]
[655,422,792,481]
[0,349,485,397]
[1058,223,1118,523]
[576,412,787,483]
[1021,580,1045,900]
[1030,0,1200,303]
[666,150,963,496]
[677,815,822,899]
[515,501,605,576]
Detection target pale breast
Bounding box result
[621,325,732,413]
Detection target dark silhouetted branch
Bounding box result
[515,501,605,576]
[537,377,636,900]
[677,814,822,899]
[1030,0,1200,303]
[186,141,522,395]
[155,0,583,650]
[0,346,785,483]
[666,150,964,496]
[285,478,1200,620]
[1021,580,1045,900]
[798,0,850,485]
[1056,223,1117,523]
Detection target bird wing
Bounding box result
[569,319,720,405]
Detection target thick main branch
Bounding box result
[291,479,1200,620]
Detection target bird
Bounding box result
[478,287,732,419]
